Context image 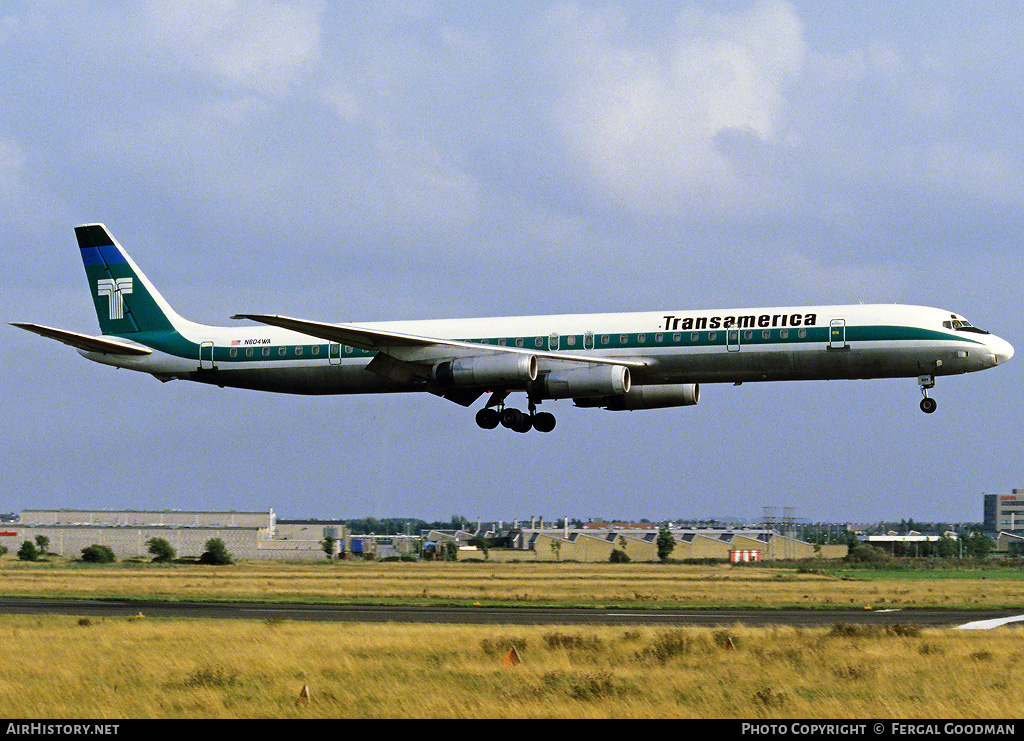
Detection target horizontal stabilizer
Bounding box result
[10,323,152,356]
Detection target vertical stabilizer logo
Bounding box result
[97,278,133,320]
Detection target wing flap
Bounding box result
[11,323,153,356]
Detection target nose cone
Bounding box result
[990,335,1014,366]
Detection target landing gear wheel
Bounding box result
[532,411,556,433]
[475,408,500,429]
[500,408,524,429]
[917,375,937,414]
[513,416,533,433]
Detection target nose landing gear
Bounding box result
[918,375,937,413]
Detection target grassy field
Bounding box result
[3,558,1022,718]
[2,557,1024,610]
[1,614,1021,719]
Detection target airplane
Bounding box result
[11,224,1014,433]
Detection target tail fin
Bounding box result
[76,224,186,336]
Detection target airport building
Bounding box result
[984,491,1024,533]
[425,523,848,561]
[0,509,848,562]
[0,509,347,561]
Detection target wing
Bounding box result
[231,313,648,369]
[11,322,153,356]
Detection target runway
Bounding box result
[0,597,1019,628]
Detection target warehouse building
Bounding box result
[0,509,348,561]
[424,524,847,561]
[3,509,847,562]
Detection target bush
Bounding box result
[146,537,176,563]
[845,544,890,563]
[81,544,116,563]
[609,548,630,563]
[17,541,39,561]
[199,538,233,565]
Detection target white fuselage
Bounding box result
[82,303,1013,397]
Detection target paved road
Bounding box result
[0,597,1017,628]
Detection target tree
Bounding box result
[935,534,957,559]
[81,544,115,563]
[199,538,233,565]
[34,535,49,555]
[17,541,39,562]
[656,528,675,562]
[962,530,993,559]
[320,535,336,560]
[146,537,176,562]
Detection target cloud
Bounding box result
[138,0,324,94]
[543,1,806,213]
[777,249,907,303]
[0,136,26,200]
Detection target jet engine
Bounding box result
[532,364,631,399]
[432,354,538,387]
[574,383,700,410]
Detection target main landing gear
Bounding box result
[475,397,556,433]
[918,375,937,414]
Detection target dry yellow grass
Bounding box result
[0,615,1020,719]
[1,559,1023,609]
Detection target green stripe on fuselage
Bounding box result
[116,324,977,365]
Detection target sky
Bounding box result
[2,1,1021,526]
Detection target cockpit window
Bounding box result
[943,318,989,334]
